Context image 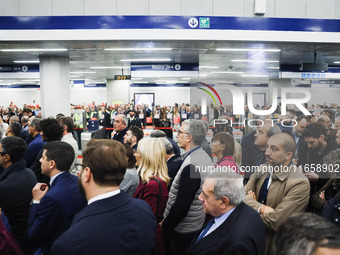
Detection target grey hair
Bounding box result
[323,148,340,178]
[267,125,282,138]
[274,213,340,255]
[182,119,206,146]
[158,138,174,155]
[117,114,128,126]
[209,172,245,206]
[150,130,166,138]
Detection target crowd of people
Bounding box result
[0,100,340,255]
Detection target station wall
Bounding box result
[1,0,340,20]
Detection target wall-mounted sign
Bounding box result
[131,63,198,78]
[114,75,131,80]
[0,64,39,72]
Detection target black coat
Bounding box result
[186,203,265,255]
[0,160,37,254]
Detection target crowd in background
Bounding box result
[0,100,340,254]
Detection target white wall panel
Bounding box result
[117,0,148,15]
[213,0,244,16]
[264,0,275,17]
[0,88,40,109]
[149,0,180,15]
[52,0,84,16]
[275,0,306,18]
[70,88,107,106]
[335,0,340,19]
[306,0,336,19]
[181,0,213,16]
[244,0,254,16]
[84,0,117,15]
[0,0,20,16]
[20,0,52,16]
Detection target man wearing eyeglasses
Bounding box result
[0,136,37,254]
[27,141,86,255]
[162,120,213,255]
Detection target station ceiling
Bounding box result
[1,40,340,85]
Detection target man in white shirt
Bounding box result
[57,116,79,175]
[186,172,265,255]
[50,139,156,255]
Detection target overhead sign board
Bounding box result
[0,64,39,72]
[114,75,131,80]
[131,63,198,78]
[281,72,340,79]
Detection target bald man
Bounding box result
[244,133,310,255]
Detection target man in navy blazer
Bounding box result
[28,141,87,255]
[51,139,156,255]
[186,173,265,255]
[112,114,128,143]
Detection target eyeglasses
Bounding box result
[74,163,84,172]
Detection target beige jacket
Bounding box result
[244,164,310,254]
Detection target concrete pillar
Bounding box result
[107,79,130,105]
[39,56,70,118]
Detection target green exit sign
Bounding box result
[114,75,131,80]
[200,18,210,28]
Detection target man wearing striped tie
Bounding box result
[186,172,265,255]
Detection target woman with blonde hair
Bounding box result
[133,138,169,255]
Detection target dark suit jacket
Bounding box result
[112,127,128,144]
[282,128,308,167]
[28,172,87,255]
[186,203,265,255]
[50,192,157,255]
[25,134,45,168]
[128,117,142,128]
[167,137,181,157]
[0,160,37,254]
[167,155,183,189]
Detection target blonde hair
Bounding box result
[137,138,170,185]
[233,139,242,166]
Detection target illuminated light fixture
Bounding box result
[199,74,208,77]
[86,81,106,84]
[70,78,90,81]
[105,48,172,51]
[241,74,269,77]
[231,60,279,63]
[200,66,220,69]
[266,67,280,69]
[21,79,40,82]
[1,48,67,52]
[334,61,340,64]
[70,75,80,78]
[90,66,129,69]
[14,60,39,63]
[182,78,190,80]
[216,48,280,52]
[133,81,149,84]
[121,58,171,62]
[131,78,143,80]
[211,71,244,74]
[70,71,96,74]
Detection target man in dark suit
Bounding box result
[28,141,87,255]
[186,172,265,255]
[112,114,128,143]
[0,137,37,254]
[50,139,156,255]
[282,115,309,167]
[128,110,142,128]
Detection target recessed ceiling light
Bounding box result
[21,79,40,82]
[241,74,269,77]
[90,66,129,69]
[105,48,172,51]
[182,78,190,80]
[121,58,171,62]
[211,71,244,74]
[266,67,280,69]
[200,66,220,69]
[216,48,281,52]
[133,82,149,84]
[199,74,208,77]
[70,75,80,78]
[70,71,96,74]
[71,78,90,81]
[131,78,143,80]
[1,48,67,52]
[14,60,39,63]
[334,62,340,64]
[231,60,279,63]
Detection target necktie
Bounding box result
[258,173,270,204]
[195,218,215,244]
